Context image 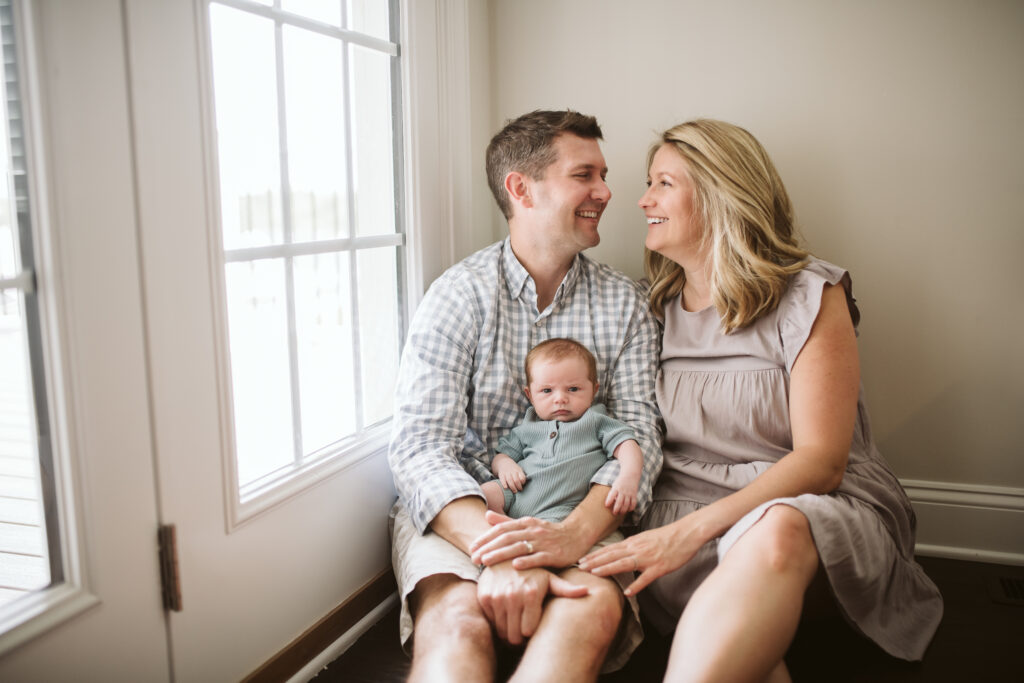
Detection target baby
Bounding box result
[481,337,644,522]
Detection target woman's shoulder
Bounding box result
[792,256,848,289]
[782,257,855,312]
[777,256,861,370]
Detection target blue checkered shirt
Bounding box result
[388,238,664,534]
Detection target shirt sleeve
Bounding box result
[592,296,664,522]
[387,272,487,534]
[497,426,527,463]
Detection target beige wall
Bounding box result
[470,0,1024,493]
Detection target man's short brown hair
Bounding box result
[485,110,603,219]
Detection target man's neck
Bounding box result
[508,233,575,312]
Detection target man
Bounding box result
[388,110,662,681]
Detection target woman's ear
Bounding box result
[504,171,532,209]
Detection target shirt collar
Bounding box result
[501,237,584,308]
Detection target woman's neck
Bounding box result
[681,264,712,312]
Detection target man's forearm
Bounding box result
[428,495,493,554]
[560,485,622,557]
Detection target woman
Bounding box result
[578,119,942,681]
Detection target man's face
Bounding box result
[523,134,611,255]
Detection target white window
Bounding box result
[0,0,58,613]
[205,0,406,503]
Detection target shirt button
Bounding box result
[535,321,544,327]
[549,431,557,439]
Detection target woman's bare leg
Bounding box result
[664,505,818,682]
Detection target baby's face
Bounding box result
[525,355,596,422]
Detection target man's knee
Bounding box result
[552,570,624,640]
[411,574,492,647]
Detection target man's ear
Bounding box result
[504,171,532,209]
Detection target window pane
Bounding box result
[350,45,395,237]
[294,253,356,454]
[225,260,294,485]
[0,301,50,606]
[0,0,55,615]
[209,5,283,250]
[0,208,15,282]
[347,0,390,41]
[358,246,399,425]
[283,26,349,242]
[0,139,14,282]
[282,0,341,27]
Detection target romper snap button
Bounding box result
[549,431,556,439]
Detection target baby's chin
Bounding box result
[540,410,582,422]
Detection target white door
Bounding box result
[3,0,453,678]
[0,1,171,679]
[126,1,399,680]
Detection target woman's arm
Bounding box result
[581,283,859,593]
[687,282,859,540]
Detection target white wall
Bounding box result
[471,0,1024,561]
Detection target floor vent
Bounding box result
[987,576,1024,606]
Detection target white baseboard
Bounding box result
[290,593,399,683]
[902,478,1024,566]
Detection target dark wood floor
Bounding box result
[316,556,1024,682]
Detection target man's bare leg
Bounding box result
[407,573,496,683]
[510,568,624,683]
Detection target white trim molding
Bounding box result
[399,0,471,313]
[902,478,1024,566]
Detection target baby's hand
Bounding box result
[496,461,527,493]
[605,483,637,515]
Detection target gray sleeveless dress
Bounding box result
[641,257,942,661]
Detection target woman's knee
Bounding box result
[741,505,819,577]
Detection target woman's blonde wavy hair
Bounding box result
[643,119,810,333]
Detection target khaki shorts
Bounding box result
[388,501,643,673]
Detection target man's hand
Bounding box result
[476,561,588,644]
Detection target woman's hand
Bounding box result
[469,510,590,569]
[578,517,705,596]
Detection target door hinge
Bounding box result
[158,524,183,612]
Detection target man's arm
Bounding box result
[590,290,663,522]
[387,274,487,533]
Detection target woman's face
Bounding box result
[638,144,702,263]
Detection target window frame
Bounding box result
[200,0,418,525]
[0,0,101,653]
